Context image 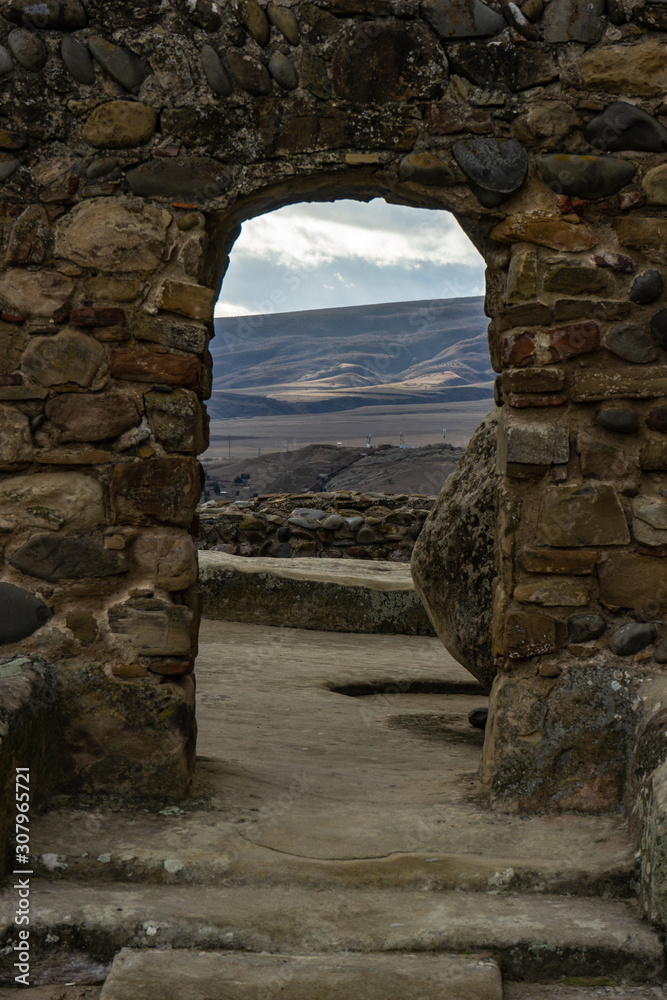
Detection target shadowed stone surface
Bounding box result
[110,457,203,527]
[125,158,229,200]
[332,22,447,104]
[9,534,126,581]
[0,583,52,643]
[45,391,140,442]
[411,411,497,691]
[584,101,667,153]
[536,154,636,199]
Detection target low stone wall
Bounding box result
[199,551,435,635]
[197,491,435,561]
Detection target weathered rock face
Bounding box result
[411,411,498,692]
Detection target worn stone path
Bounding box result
[1,620,665,997]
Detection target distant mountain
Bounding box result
[209,297,494,417]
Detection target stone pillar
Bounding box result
[482,212,667,812]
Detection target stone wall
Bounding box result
[0,0,665,814]
[197,491,434,559]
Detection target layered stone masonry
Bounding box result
[0,0,664,809]
[197,490,434,559]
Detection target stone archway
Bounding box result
[0,0,665,817]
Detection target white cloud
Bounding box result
[216,199,485,316]
[214,301,255,318]
[232,199,480,269]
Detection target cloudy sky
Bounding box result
[215,199,485,318]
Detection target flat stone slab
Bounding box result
[198,552,435,634]
[1,883,663,983]
[100,950,502,1000]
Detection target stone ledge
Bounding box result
[198,551,435,635]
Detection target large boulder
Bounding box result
[411,410,498,691]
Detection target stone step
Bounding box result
[99,950,503,1000]
[32,817,635,897]
[0,882,663,984]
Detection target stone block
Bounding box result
[0,269,73,319]
[0,322,27,375]
[490,215,597,252]
[498,422,569,468]
[134,316,209,356]
[567,613,606,643]
[84,277,142,303]
[21,330,105,388]
[538,484,630,547]
[598,552,667,611]
[501,368,565,393]
[69,306,126,327]
[537,153,636,199]
[541,0,605,42]
[488,39,558,92]
[0,472,104,530]
[571,370,667,403]
[506,249,537,304]
[500,610,557,659]
[543,265,611,296]
[546,321,600,362]
[514,578,589,606]
[331,22,447,105]
[55,199,171,273]
[605,324,658,364]
[633,499,667,548]
[45,390,141,443]
[0,405,32,469]
[132,530,198,591]
[125,158,229,201]
[577,431,630,480]
[145,388,205,454]
[9,534,126,581]
[506,393,566,409]
[156,280,216,321]
[579,40,667,97]
[5,205,49,266]
[398,151,459,187]
[110,351,202,388]
[615,217,667,265]
[108,597,193,656]
[82,101,157,149]
[519,549,597,575]
[110,457,203,527]
[640,440,667,471]
[426,103,493,137]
